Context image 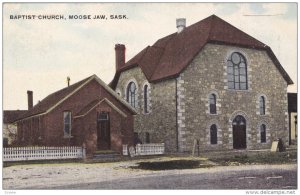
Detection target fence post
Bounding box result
[82,143,86,159]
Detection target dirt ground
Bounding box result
[2,158,297,189]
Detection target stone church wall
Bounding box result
[179,43,289,152]
[115,67,178,152]
[115,43,289,153]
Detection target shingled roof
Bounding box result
[15,75,136,122]
[110,14,293,89]
[3,110,27,123]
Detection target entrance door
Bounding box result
[97,112,110,150]
[232,115,247,149]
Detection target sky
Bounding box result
[3,2,298,110]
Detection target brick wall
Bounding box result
[17,78,134,155]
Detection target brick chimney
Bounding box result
[27,90,33,110]
[115,44,126,71]
[176,18,186,33]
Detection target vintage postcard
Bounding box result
[2,2,298,193]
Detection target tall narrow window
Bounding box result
[227,52,248,90]
[259,96,265,115]
[210,124,217,144]
[126,82,137,108]
[209,94,217,114]
[145,132,150,143]
[260,124,266,143]
[144,84,149,113]
[63,111,72,137]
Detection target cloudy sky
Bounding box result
[3,3,297,110]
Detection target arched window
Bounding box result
[144,84,149,113]
[209,94,217,114]
[227,52,248,90]
[260,124,266,143]
[210,124,217,144]
[126,82,137,108]
[259,96,265,115]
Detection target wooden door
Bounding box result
[97,112,110,150]
[233,115,246,149]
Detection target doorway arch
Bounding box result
[232,115,247,149]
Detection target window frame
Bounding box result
[260,124,267,143]
[259,96,266,115]
[126,81,137,108]
[227,52,248,90]
[209,93,217,114]
[144,84,149,114]
[63,111,72,138]
[210,124,218,145]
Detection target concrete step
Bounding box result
[91,150,122,162]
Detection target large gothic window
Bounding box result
[127,82,137,108]
[227,52,248,90]
[259,96,266,115]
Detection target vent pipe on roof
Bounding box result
[176,18,186,33]
[115,44,126,71]
[27,90,33,110]
[67,76,70,87]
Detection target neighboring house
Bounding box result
[15,75,136,156]
[3,110,27,146]
[288,93,297,145]
[110,15,293,152]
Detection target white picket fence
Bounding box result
[3,146,85,162]
[123,143,165,156]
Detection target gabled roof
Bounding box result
[110,15,293,89]
[3,110,27,123]
[15,75,136,122]
[74,98,128,118]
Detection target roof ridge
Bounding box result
[15,75,95,121]
[137,46,150,64]
[207,15,215,41]
[209,15,266,47]
[150,32,177,80]
[36,75,94,106]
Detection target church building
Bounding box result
[110,15,293,152]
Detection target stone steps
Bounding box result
[88,150,122,162]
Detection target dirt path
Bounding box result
[3,161,297,189]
